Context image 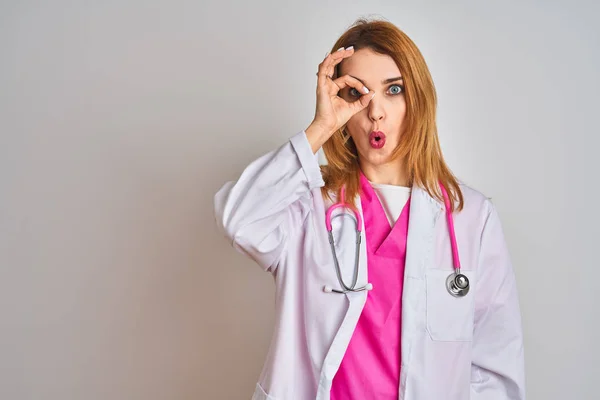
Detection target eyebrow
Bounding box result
[349,75,403,86]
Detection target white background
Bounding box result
[1,1,598,399]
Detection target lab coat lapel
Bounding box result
[403,184,443,279]
[317,188,370,394]
[398,183,443,398]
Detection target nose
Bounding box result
[368,96,384,122]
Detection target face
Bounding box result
[337,48,407,166]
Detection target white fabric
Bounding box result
[213,130,526,400]
[368,180,412,226]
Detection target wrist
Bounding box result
[305,122,334,154]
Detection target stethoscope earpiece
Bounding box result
[322,283,373,294]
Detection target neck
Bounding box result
[359,158,410,187]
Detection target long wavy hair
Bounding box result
[320,17,464,212]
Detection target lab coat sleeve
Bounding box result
[213,130,325,273]
[470,200,526,399]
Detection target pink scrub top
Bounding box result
[330,170,411,399]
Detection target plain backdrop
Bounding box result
[1,1,598,399]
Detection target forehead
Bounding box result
[338,48,401,83]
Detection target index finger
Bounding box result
[323,46,354,78]
[332,74,370,97]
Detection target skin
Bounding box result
[306,47,409,187]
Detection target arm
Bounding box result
[214,46,372,273]
[213,129,325,273]
[470,200,526,399]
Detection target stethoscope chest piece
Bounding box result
[446,271,470,298]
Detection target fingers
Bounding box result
[355,90,376,111]
[331,74,370,97]
[324,46,354,78]
[316,46,354,87]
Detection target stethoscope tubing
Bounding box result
[324,181,468,296]
[439,182,462,273]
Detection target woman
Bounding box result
[214,18,525,400]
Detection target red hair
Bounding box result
[320,17,464,212]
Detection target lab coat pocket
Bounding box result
[425,268,477,342]
[252,382,278,400]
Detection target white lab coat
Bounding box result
[214,130,526,400]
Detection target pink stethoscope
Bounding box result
[323,181,470,298]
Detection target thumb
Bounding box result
[355,91,375,111]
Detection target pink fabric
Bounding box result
[330,170,411,399]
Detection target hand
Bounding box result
[311,47,375,137]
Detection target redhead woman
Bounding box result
[214,18,525,400]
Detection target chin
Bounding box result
[359,149,391,165]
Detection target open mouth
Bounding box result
[369,131,386,149]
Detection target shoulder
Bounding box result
[452,182,505,253]
[456,181,494,220]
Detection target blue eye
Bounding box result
[389,84,404,94]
